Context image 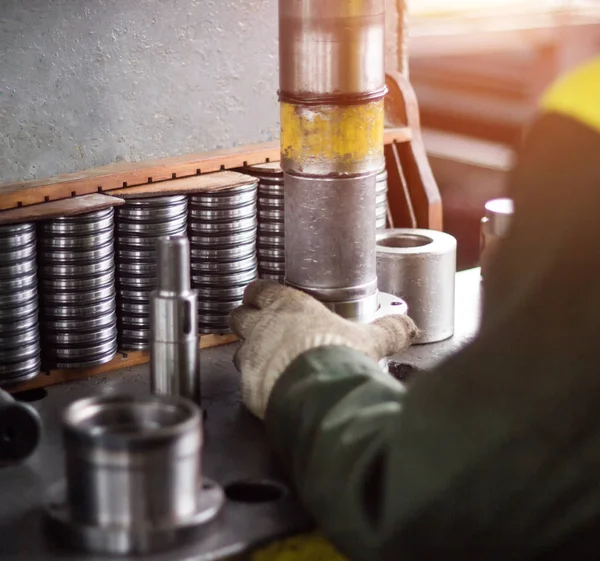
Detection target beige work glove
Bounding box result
[229,280,418,419]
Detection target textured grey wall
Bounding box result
[0,0,399,184]
[0,0,280,183]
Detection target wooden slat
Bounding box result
[6,334,238,393]
[0,193,125,225]
[109,171,257,199]
[0,128,411,211]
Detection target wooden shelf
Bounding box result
[0,127,411,211]
[6,334,238,394]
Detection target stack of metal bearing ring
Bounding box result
[115,196,188,350]
[0,223,41,384]
[242,162,285,282]
[188,180,258,334]
[38,209,117,369]
[376,168,389,231]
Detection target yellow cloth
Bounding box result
[542,56,600,134]
[251,532,347,561]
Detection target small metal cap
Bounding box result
[484,198,514,237]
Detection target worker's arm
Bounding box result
[234,56,600,561]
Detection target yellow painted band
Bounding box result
[281,101,384,167]
[541,55,600,134]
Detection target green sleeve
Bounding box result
[265,105,600,561]
[266,337,600,561]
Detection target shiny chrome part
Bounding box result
[285,173,378,321]
[38,209,117,369]
[480,197,514,279]
[46,395,223,555]
[279,0,385,319]
[116,196,188,350]
[150,236,200,403]
[279,0,386,99]
[376,229,457,344]
[189,182,258,334]
[0,223,40,385]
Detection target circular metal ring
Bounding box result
[192,267,258,287]
[188,216,257,234]
[190,244,256,262]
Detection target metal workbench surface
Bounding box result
[0,269,481,561]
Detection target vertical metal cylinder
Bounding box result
[150,236,200,403]
[279,0,386,321]
[480,198,514,278]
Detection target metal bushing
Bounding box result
[38,209,117,369]
[285,173,379,322]
[480,198,513,279]
[188,182,258,334]
[115,196,188,350]
[46,395,223,555]
[376,229,457,344]
[0,223,41,385]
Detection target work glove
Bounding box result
[230,280,418,419]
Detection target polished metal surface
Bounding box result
[151,236,200,403]
[278,1,385,320]
[243,162,285,283]
[0,223,41,384]
[46,395,224,555]
[285,173,379,321]
[278,0,386,99]
[38,210,117,369]
[188,182,258,334]
[481,197,514,279]
[377,229,457,344]
[0,270,481,561]
[0,387,42,466]
[116,196,188,350]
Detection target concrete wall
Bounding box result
[0,0,399,184]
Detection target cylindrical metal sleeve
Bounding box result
[285,173,378,303]
[62,395,202,528]
[279,0,386,99]
[480,198,514,278]
[376,229,457,344]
